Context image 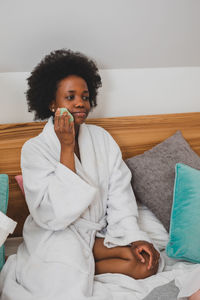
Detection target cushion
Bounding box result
[166,163,200,263]
[0,174,9,270]
[15,175,24,195]
[138,203,169,251]
[125,131,200,231]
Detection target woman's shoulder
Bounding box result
[21,133,44,155]
[85,123,111,138]
[22,117,53,152]
[85,123,120,150]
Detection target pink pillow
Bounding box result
[15,175,25,195]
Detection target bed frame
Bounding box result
[1,112,200,238]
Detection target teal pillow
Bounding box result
[0,174,9,271]
[166,163,200,263]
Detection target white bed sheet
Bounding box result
[3,206,197,299]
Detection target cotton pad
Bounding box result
[60,108,74,123]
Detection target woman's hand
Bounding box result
[54,108,76,171]
[54,108,75,149]
[131,240,160,271]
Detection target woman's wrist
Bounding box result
[60,144,74,154]
[60,145,75,172]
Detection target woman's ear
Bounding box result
[49,101,56,112]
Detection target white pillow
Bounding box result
[137,203,169,251]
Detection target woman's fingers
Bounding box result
[60,112,70,131]
[55,108,71,132]
[146,247,160,270]
[133,247,145,263]
[131,244,146,263]
[131,241,160,270]
[54,108,75,147]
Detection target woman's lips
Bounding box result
[73,112,86,118]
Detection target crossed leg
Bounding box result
[93,238,158,279]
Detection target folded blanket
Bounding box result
[0,212,17,247]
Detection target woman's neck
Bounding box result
[75,124,80,141]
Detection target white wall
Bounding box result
[1,0,200,71]
[0,67,200,124]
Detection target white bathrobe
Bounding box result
[0,117,194,300]
[0,117,151,299]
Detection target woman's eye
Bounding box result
[66,95,74,100]
[82,96,89,101]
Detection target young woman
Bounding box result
[0,49,159,299]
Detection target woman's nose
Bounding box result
[74,96,84,107]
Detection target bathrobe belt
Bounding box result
[69,217,107,250]
[74,217,107,232]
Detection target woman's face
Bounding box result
[51,75,91,125]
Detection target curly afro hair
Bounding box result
[26,49,102,120]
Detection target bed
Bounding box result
[1,111,200,299]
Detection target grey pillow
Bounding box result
[125,131,200,232]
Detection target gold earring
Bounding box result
[51,108,55,112]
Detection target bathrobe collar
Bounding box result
[42,117,99,187]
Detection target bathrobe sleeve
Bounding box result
[21,139,98,231]
[103,131,151,248]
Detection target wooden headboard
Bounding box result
[1,112,200,237]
